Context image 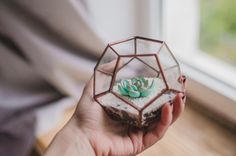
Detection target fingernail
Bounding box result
[168,100,173,106]
[182,75,186,83]
[179,92,184,97]
[178,75,186,83]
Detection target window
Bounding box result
[85,0,236,122]
[200,0,236,66]
[162,0,236,122]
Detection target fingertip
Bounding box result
[179,75,187,93]
[177,93,186,104]
[177,92,184,98]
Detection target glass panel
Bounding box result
[97,46,118,74]
[97,93,138,114]
[96,92,139,125]
[142,91,176,125]
[163,66,183,92]
[95,70,112,95]
[136,38,163,54]
[157,44,178,70]
[200,0,236,66]
[111,39,135,56]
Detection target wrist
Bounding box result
[44,116,95,156]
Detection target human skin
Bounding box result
[44,61,186,156]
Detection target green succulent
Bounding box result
[117,77,155,98]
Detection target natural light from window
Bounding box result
[200,0,236,66]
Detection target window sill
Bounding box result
[175,50,236,127]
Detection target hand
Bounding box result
[45,60,186,156]
[72,74,186,156]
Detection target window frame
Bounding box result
[159,0,236,123]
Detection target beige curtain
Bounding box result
[0,0,106,99]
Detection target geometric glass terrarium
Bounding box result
[94,36,184,127]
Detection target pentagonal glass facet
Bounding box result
[94,36,184,127]
[112,57,165,110]
[136,37,163,54]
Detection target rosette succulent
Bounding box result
[117,77,155,98]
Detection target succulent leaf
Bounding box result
[121,80,129,88]
[117,77,155,98]
[143,79,148,88]
[118,84,129,95]
[134,80,142,88]
[128,90,140,98]
[130,85,138,91]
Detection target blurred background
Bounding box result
[0,0,235,156]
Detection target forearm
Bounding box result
[44,117,95,156]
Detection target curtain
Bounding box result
[0,0,148,155]
[0,0,106,155]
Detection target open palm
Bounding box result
[74,75,186,156]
